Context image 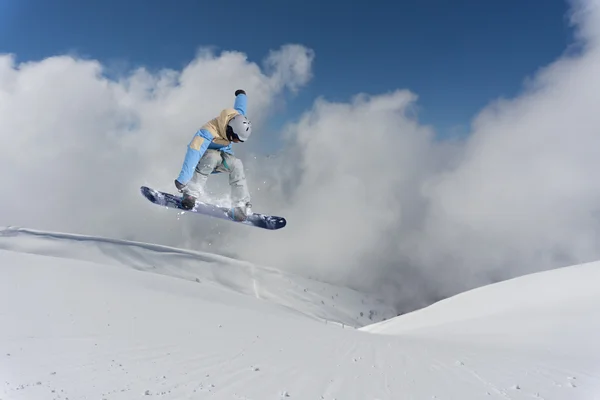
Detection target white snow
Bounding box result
[1,226,599,399]
[0,227,396,328]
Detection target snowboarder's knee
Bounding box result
[229,157,244,172]
[196,150,222,175]
[228,158,246,181]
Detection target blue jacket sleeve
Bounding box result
[233,93,247,116]
[176,129,213,184]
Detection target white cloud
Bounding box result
[2,0,600,314]
[263,44,315,93]
[226,0,600,311]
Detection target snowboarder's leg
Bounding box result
[182,150,222,207]
[221,153,251,206]
[221,153,252,220]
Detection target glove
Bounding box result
[174,179,187,193]
[235,89,246,96]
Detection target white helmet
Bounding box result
[227,114,252,142]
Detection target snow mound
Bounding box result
[362,260,600,339]
[0,226,396,327]
[1,226,599,399]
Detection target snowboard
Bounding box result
[140,186,286,230]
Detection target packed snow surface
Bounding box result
[1,226,599,399]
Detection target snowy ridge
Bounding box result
[1,226,600,399]
[0,226,397,328]
[362,259,600,336]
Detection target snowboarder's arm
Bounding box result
[233,89,247,116]
[176,129,213,184]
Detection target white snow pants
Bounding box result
[184,150,251,206]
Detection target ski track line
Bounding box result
[251,264,261,299]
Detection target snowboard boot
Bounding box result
[230,201,252,221]
[175,179,198,210]
[181,193,197,210]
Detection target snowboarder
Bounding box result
[174,89,253,221]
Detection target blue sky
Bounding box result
[1,0,574,138]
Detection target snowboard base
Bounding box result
[140,186,286,230]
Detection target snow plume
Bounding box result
[2,0,600,314]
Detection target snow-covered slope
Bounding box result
[362,259,600,339]
[1,227,599,399]
[0,226,397,328]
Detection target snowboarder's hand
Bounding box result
[174,179,187,193]
[235,89,246,96]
